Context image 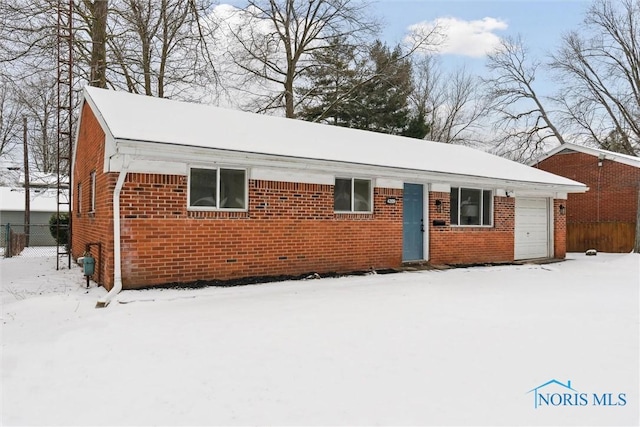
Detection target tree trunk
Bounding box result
[89,0,108,88]
[284,79,295,118]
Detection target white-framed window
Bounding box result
[334,178,372,213]
[89,171,96,213]
[450,187,493,226]
[188,167,247,210]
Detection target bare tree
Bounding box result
[225,0,380,118]
[411,56,488,144]
[0,79,22,159]
[13,76,59,174]
[550,0,640,156]
[484,35,565,162]
[0,0,220,180]
[0,1,57,71]
[76,0,218,98]
[77,0,109,88]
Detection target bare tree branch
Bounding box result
[226,0,380,118]
[550,0,640,155]
[483,35,565,162]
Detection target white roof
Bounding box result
[83,86,586,191]
[0,187,61,212]
[531,142,640,169]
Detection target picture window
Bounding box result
[450,187,492,226]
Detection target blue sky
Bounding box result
[376,0,590,52]
[374,0,591,89]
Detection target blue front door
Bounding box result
[403,183,424,261]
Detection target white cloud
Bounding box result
[407,17,508,58]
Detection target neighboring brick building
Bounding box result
[532,143,640,252]
[72,87,586,304]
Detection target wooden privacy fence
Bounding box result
[2,225,26,258]
[567,222,636,253]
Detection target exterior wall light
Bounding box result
[559,204,566,215]
[435,199,442,213]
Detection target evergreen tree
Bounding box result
[402,111,430,139]
[298,36,363,126]
[300,39,427,139]
[349,41,414,135]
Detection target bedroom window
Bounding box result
[450,187,492,226]
[334,178,372,212]
[189,167,246,210]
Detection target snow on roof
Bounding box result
[83,86,586,190]
[0,187,61,212]
[531,142,640,169]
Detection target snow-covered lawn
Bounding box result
[1,253,638,426]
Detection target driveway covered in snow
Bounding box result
[1,253,638,426]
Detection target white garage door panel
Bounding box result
[515,198,550,260]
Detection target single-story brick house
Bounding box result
[531,143,640,252]
[72,87,586,303]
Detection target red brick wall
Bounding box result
[72,103,116,288]
[535,152,640,224]
[554,199,567,258]
[117,174,403,288]
[428,192,515,265]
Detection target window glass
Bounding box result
[334,178,352,211]
[460,188,481,225]
[450,187,459,225]
[353,179,371,212]
[482,190,492,226]
[190,168,217,207]
[450,187,493,226]
[220,169,246,209]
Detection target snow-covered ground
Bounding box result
[1,252,638,426]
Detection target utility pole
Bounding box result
[23,116,30,247]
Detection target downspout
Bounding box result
[96,158,129,308]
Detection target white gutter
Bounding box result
[96,158,129,308]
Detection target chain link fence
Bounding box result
[1,223,60,258]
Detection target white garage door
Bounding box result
[515,198,550,260]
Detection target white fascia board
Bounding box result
[375,178,403,189]
[514,189,568,198]
[110,140,589,194]
[430,183,451,193]
[71,98,84,186]
[115,158,187,176]
[250,168,334,185]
